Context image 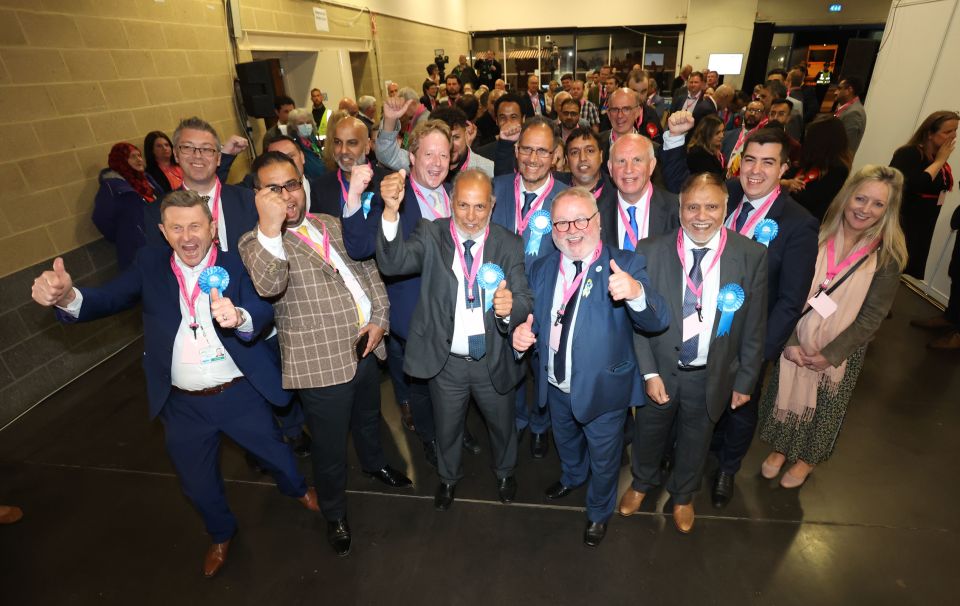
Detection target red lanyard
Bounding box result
[411,179,450,220]
[514,174,554,233]
[819,237,879,291]
[555,242,602,323]
[449,220,488,302]
[676,228,727,314]
[170,247,218,336]
[617,183,652,247]
[289,215,333,269]
[728,187,780,237]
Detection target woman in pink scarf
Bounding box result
[757,165,908,488]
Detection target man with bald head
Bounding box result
[512,187,669,546]
[311,116,383,218]
[338,97,359,117]
[519,74,545,118]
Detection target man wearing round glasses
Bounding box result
[512,187,669,546]
[598,88,663,170]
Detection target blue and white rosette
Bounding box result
[360,191,374,219]
[477,263,504,312]
[198,266,230,294]
[716,283,745,337]
[525,209,552,256]
[753,218,779,247]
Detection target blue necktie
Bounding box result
[623,205,639,251]
[734,201,754,233]
[522,191,536,218]
[463,239,485,359]
[679,248,709,366]
[553,260,582,383]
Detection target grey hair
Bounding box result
[398,87,419,102]
[608,133,655,162]
[358,95,377,112]
[552,186,599,214]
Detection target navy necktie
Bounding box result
[623,205,639,251]
[554,260,583,383]
[463,239,485,359]
[734,201,754,233]
[679,248,709,366]
[522,191,537,218]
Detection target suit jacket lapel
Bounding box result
[659,234,685,326]
[286,218,341,280]
[709,232,744,343]
[572,249,606,344]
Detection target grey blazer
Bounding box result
[634,228,769,422]
[376,217,533,394]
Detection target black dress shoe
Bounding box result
[583,521,607,547]
[363,465,413,488]
[435,483,456,511]
[545,480,579,500]
[327,518,351,557]
[290,432,312,458]
[530,432,549,459]
[422,440,438,469]
[462,428,481,455]
[497,476,518,503]
[711,471,735,509]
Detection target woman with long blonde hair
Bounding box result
[757,164,908,488]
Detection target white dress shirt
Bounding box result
[725,188,778,239]
[193,182,229,251]
[617,188,653,244]
[680,229,722,367]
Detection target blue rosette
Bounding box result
[525,209,552,256]
[360,191,374,219]
[476,263,505,312]
[753,218,779,247]
[716,283,745,337]
[198,266,230,295]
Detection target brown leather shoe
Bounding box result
[672,503,695,534]
[929,331,960,350]
[298,487,320,512]
[618,488,646,516]
[202,540,230,578]
[400,402,415,431]
[0,506,23,524]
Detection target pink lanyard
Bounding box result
[449,220,488,302]
[514,174,554,233]
[411,179,450,220]
[555,242,602,323]
[676,228,727,316]
[170,247,218,337]
[819,237,879,291]
[592,183,604,200]
[337,169,349,207]
[717,151,726,169]
[734,118,769,153]
[289,215,334,270]
[728,187,780,237]
[617,183,652,247]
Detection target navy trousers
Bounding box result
[515,357,550,434]
[712,361,769,475]
[160,377,308,543]
[387,334,435,442]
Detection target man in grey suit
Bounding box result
[619,172,768,533]
[835,76,867,155]
[376,169,533,510]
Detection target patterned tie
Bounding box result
[554,260,582,383]
[734,201,754,233]
[522,191,537,218]
[463,239,485,359]
[431,191,446,216]
[623,205,639,251]
[679,248,708,366]
[296,225,326,262]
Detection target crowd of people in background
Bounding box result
[23,50,958,577]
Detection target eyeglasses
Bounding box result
[553,211,597,232]
[517,145,553,158]
[257,179,303,195]
[607,106,638,115]
[177,144,219,158]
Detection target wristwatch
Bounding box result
[236,308,247,327]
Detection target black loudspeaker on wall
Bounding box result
[839,39,880,101]
[236,61,276,119]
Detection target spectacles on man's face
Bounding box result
[553,211,598,232]
[257,179,303,195]
[178,144,220,158]
[517,145,553,158]
[608,105,638,116]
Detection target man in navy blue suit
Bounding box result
[659,112,819,509]
[512,187,669,546]
[31,190,318,578]
[491,116,568,458]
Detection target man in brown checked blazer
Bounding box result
[238,152,411,558]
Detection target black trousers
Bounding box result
[299,355,386,521]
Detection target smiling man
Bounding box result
[240,152,411,558]
[306,117,385,217]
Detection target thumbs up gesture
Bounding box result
[608,258,642,301]
[32,257,76,307]
[209,288,240,328]
[380,169,406,221]
[492,279,513,317]
[512,313,536,352]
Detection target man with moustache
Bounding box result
[239,152,411,557]
[658,113,819,508]
[307,117,385,218]
[555,127,612,199]
[491,117,569,457]
[721,101,768,178]
[512,188,669,546]
[33,190,319,577]
[376,169,533,510]
[146,117,257,253]
[555,96,591,144]
[619,173,768,533]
